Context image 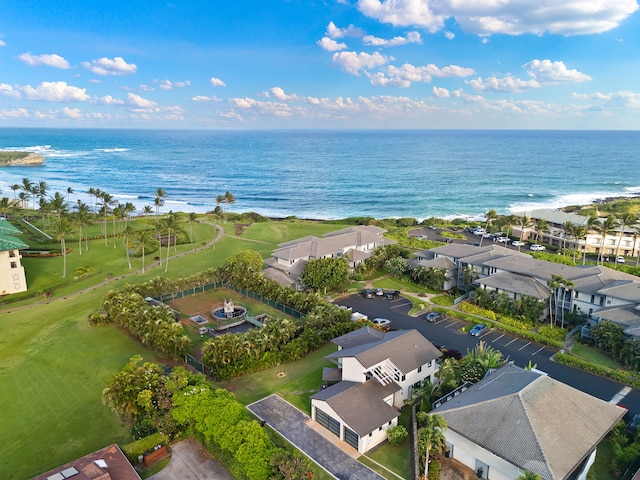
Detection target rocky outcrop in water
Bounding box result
[0,151,45,166]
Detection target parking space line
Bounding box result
[445,321,460,329]
[492,334,505,343]
[532,346,546,356]
[504,338,518,347]
[518,342,531,351]
[390,302,412,309]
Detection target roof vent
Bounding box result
[94,459,108,468]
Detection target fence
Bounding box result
[185,353,207,375]
[157,281,302,319]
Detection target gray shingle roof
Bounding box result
[327,328,442,373]
[434,365,625,480]
[311,380,400,436]
[476,272,551,299]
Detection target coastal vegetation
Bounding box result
[2,178,640,478]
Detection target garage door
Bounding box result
[315,408,340,437]
[344,426,359,450]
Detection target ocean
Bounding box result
[0,128,639,221]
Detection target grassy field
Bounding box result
[0,216,347,479]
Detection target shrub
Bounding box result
[121,432,169,463]
[537,325,568,342]
[459,301,497,320]
[386,425,408,446]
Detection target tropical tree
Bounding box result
[122,224,134,269]
[135,229,155,273]
[501,214,518,238]
[73,201,92,255]
[187,212,198,251]
[66,186,74,203]
[615,213,636,265]
[534,218,549,244]
[518,215,533,248]
[161,211,180,272]
[595,215,619,264]
[10,183,21,201]
[516,471,542,480]
[98,191,116,246]
[154,187,167,224]
[20,177,32,211]
[49,191,67,222]
[301,257,349,293]
[53,215,72,278]
[416,413,448,478]
[570,224,587,264]
[478,209,498,247]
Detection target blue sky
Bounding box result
[1,0,639,129]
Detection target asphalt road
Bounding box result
[337,293,640,418]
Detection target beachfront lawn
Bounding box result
[239,220,344,245]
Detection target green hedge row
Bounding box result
[121,432,169,463]
[554,353,640,388]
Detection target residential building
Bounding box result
[512,208,640,257]
[311,327,442,453]
[264,225,395,289]
[32,443,141,480]
[433,364,625,480]
[0,218,28,296]
[414,243,640,337]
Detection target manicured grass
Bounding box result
[430,294,455,306]
[218,343,338,409]
[363,408,412,479]
[587,437,617,480]
[572,342,620,370]
[239,221,344,245]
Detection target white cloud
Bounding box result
[363,31,422,47]
[433,86,450,98]
[18,53,70,69]
[357,0,447,33]
[317,37,347,52]
[127,92,157,108]
[22,81,90,102]
[0,83,21,99]
[574,91,640,109]
[0,39,6,47]
[370,62,475,87]
[332,51,390,75]
[524,59,591,84]
[158,79,191,90]
[0,108,29,119]
[96,95,125,105]
[466,76,540,93]
[444,31,455,40]
[82,56,137,76]
[326,21,364,39]
[210,77,226,87]
[356,0,639,36]
[62,107,82,118]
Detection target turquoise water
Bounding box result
[0,129,638,220]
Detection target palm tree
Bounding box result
[216,194,226,222]
[49,191,67,222]
[501,214,518,238]
[98,192,116,246]
[154,187,167,224]
[518,215,533,249]
[142,205,153,217]
[516,471,542,480]
[416,413,448,478]
[73,201,92,255]
[20,178,32,212]
[10,183,21,201]
[161,212,180,272]
[571,224,587,264]
[534,218,549,244]
[135,229,154,273]
[595,215,618,264]
[122,224,134,270]
[547,275,561,327]
[614,213,636,265]
[187,212,198,252]
[478,209,498,247]
[53,215,72,278]
[66,187,74,204]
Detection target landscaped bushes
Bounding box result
[554,352,640,388]
[121,432,169,463]
[536,325,568,342]
[459,301,497,321]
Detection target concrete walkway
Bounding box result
[248,394,385,480]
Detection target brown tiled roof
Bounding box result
[32,444,141,480]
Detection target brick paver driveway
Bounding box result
[248,394,385,480]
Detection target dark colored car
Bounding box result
[385,290,400,300]
[425,312,443,322]
[362,288,375,299]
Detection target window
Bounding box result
[10,262,17,268]
[9,250,16,258]
[401,375,406,381]
[418,366,422,373]
[591,295,595,304]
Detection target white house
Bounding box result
[433,364,625,480]
[0,219,28,296]
[264,225,395,289]
[311,327,442,453]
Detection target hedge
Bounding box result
[554,353,640,388]
[121,432,169,463]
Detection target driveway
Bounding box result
[148,438,234,480]
[248,394,385,480]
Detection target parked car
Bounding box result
[425,312,443,322]
[417,235,427,240]
[385,290,400,300]
[375,287,384,296]
[496,237,511,243]
[470,324,489,336]
[530,244,546,251]
[428,225,437,230]
[617,256,626,263]
[362,288,375,299]
[512,241,526,247]
[372,318,391,331]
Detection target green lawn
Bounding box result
[363,408,412,479]
[571,342,620,370]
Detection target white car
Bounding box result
[496,237,511,243]
[617,256,625,263]
[372,318,391,330]
[512,241,525,247]
[530,244,546,251]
